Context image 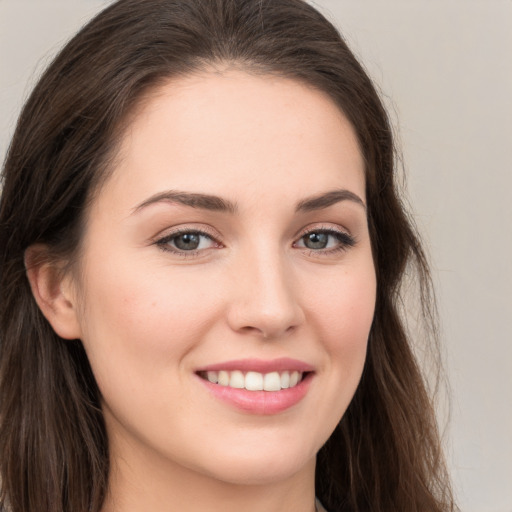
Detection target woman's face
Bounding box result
[71,71,376,486]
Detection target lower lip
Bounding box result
[197,373,313,415]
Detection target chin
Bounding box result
[194,439,317,486]
[207,459,313,487]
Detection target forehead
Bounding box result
[98,70,365,214]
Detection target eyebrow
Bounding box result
[132,190,238,215]
[295,189,366,212]
[131,188,365,215]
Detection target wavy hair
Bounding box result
[0,0,455,510]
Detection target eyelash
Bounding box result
[155,227,221,258]
[155,226,356,258]
[294,227,356,257]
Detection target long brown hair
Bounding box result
[0,1,455,510]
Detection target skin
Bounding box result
[29,70,376,512]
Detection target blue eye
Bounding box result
[302,232,330,250]
[157,230,218,253]
[173,232,202,250]
[296,229,355,252]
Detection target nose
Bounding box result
[226,250,305,339]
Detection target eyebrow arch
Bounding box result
[132,187,365,216]
[295,189,366,212]
[132,190,238,215]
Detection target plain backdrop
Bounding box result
[1,1,511,511]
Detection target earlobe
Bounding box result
[24,245,82,340]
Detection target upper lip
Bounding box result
[196,357,315,373]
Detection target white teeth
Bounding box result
[202,369,305,391]
[289,371,299,387]
[245,371,263,391]
[263,371,281,391]
[218,370,230,386]
[206,371,218,384]
[229,370,245,389]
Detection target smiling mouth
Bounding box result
[197,370,308,392]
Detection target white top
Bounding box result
[315,497,328,512]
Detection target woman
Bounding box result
[0,0,456,511]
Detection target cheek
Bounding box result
[313,263,375,332]
[307,261,376,373]
[292,259,375,442]
[76,256,223,384]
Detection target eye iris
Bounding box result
[304,232,329,249]
[174,233,200,250]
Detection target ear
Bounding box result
[24,244,82,340]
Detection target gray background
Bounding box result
[1,1,511,510]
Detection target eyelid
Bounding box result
[154,223,220,240]
[294,223,353,240]
[293,224,356,254]
[153,224,223,256]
